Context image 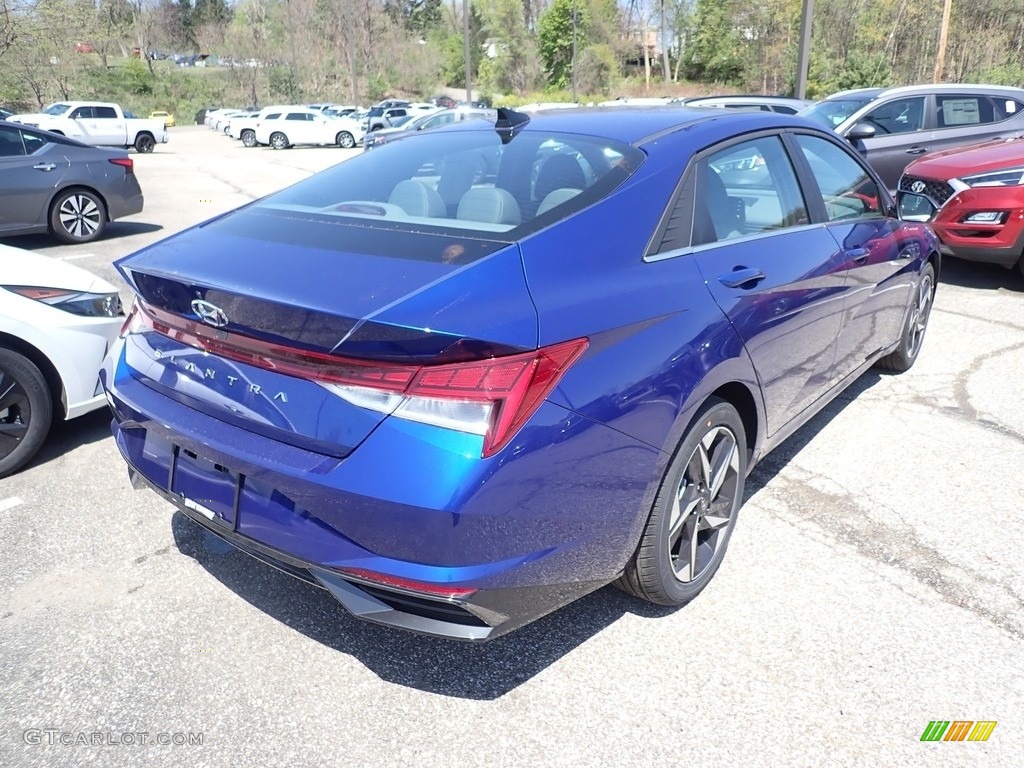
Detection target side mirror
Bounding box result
[897,191,936,222]
[846,122,876,142]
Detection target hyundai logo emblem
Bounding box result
[191,299,229,328]
[910,180,926,194]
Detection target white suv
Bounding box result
[255,107,366,149]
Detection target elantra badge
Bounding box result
[191,299,229,328]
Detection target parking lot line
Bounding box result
[0,497,23,512]
[58,253,96,261]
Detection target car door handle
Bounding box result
[846,247,869,264]
[718,268,766,289]
[905,147,928,155]
[33,163,57,171]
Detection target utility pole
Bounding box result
[795,0,813,99]
[464,0,472,103]
[571,0,577,102]
[934,0,953,82]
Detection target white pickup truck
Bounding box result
[7,101,169,153]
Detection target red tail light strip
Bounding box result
[129,300,588,457]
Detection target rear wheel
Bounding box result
[0,348,53,479]
[336,131,355,148]
[241,130,257,148]
[270,132,289,150]
[618,398,747,606]
[134,133,155,153]
[876,262,935,372]
[50,188,106,244]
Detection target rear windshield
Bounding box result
[256,127,644,243]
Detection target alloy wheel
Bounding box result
[667,424,741,582]
[0,367,31,463]
[58,194,102,240]
[906,272,933,359]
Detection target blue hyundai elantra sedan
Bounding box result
[101,107,938,640]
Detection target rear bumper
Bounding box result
[101,339,659,640]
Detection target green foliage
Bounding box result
[683,0,745,84]
[806,51,892,99]
[123,56,155,95]
[538,0,587,90]
[575,42,617,95]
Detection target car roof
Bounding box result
[825,83,1024,101]
[451,106,805,146]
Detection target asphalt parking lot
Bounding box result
[2,126,1023,767]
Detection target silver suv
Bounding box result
[799,83,1024,190]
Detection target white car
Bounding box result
[254,107,366,149]
[226,111,261,143]
[0,245,124,477]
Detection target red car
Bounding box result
[899,136,1024,275]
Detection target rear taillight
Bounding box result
[128,301,588,457]
[109,157,134,174]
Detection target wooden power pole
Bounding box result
[934,0,953,82]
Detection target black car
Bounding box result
[0,122,144,243]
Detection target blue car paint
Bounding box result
[102,108,938,640]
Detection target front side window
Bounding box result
[70,107,94,119]
[692,136,808,245]
[861,97,925,134]
[796,135,883,222]
[263,113,281,121]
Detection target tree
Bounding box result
[682,0,744,83]
[537,0,585,90]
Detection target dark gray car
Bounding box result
[799,84,1024,191]
[0,121,144,244]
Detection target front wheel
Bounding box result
[134,133,155,153]
[241,130,257,148]
[50,188,107,244]
[270,132,289,150]
[0,348,53,479]
[876,262,935,372]
[336,131,355,149]
[618,398,747,606]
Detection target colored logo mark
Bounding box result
[921,720,997,742]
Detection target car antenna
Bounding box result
[495,108,529,144]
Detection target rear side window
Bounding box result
[95,107,118,119]
[691,136,808,246]
[256,129,643,241]
[286,113,310,121]
[0,125,25,156]
[936,96,993,127]
[23,131,47,155]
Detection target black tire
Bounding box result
[134,133,155,153]
[0,348,53,479]
[336,131,355,149]
[270,132,289,150]
[618,397,747,606]
[49,188,107,244]
[241,130,257,148]
[876,262,935,372]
